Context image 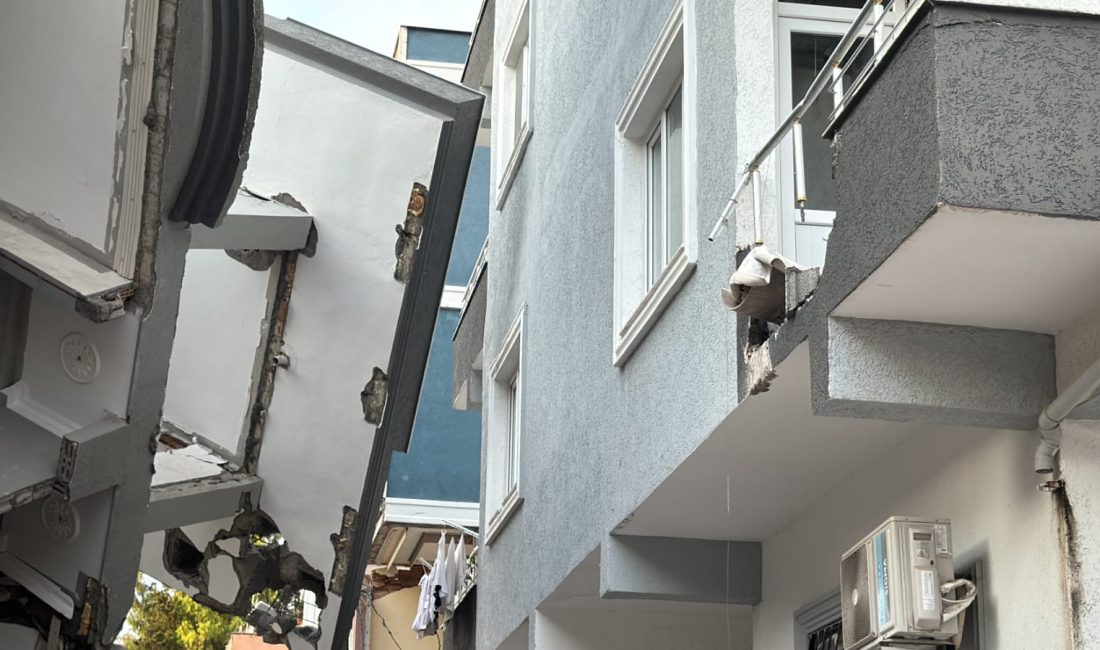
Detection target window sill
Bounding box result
[494,125,533,210]
[484,487,523,545]
[613,245,695,367]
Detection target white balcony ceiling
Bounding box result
[834,204,1100,334]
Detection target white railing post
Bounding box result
[792,120,807,222]
[751,168,762,245]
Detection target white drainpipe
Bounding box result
[1036,354,1100,474]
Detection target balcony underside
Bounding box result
[0,408,60,515]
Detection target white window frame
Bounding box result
[612,0,697,368]
[485,304,526,544]
[494,0,534,209]
[775,2,901,266]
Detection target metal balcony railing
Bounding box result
[708,0,926,247]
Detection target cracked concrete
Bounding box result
[162,497,329,647]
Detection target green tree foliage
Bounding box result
[121,576,244,650]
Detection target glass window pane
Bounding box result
[507,377,518,490]
[789,32,871,212]
[648,132,664,286]
[513,46,527,143]
[665,88,684,263]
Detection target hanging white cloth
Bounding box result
[412,570,435,637]
[445,536,466,619]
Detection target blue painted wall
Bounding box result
[446,146,490,285]
[387,308,482,502]
[406,27,470,64]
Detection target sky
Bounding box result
[263,0,484,53]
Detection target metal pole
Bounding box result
[792,120,807,221]
[751,168,762,245]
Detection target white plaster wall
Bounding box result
[755,425,1069,650]
[163,249,273,456]
[243,45,441,646]
[4,488,114,596]
[369,586,439,650]
[0,1,126,253]
[13,286,138,431]
[532,605,752,650]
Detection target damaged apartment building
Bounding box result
[0,2,484,650]
[0,0,262,647]
[137,15,483,650]
[453,0,1100,649]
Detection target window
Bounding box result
[495,0,533,208]
[646,87,684,287]
[612,1,696,367]
[777,2,901,268]
[807,619,842,650]
[485,304,525,543]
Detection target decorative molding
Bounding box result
[613,246,695,367]
[1,382,81,436]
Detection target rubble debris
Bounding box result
[393,182,428,283]
[360,367,389,425]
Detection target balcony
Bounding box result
[618,0,1100,568]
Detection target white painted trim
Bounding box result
[612,0,696,367]
[489,304,525,381]
[112,0,158,279]
[484,487,522,545]
[441,285,466,310]
[403,59,465,71]
[613,246,695,367]
[486,304,525,541]
[1,382,81,436]
[503,0,531,66]
[383,497,480,528]
[616,2,685,138]
[495,124,533,209]
[494,0,534,209]
[0,552,75,618]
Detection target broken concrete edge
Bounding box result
[328,506,359,595]
[242,251,299,474]
[161,495,328,647]
[146,474,263,532]
[394,182,429,284]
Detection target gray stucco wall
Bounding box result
[477,0,741,646]
[773,3,1100,371]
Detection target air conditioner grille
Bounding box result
[841,544,872,648]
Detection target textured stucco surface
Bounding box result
[821,317,1056,430]
[934,6,1100,219]
[477,0,741,646]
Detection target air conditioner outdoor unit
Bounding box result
[840,517,976,650]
